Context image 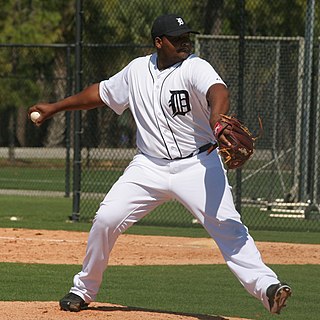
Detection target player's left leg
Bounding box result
[171,150,291,313]
[61,154,172,311]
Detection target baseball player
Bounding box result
[28,14,291,315]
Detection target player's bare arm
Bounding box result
[207,83,232,146]
[28,83,104,126]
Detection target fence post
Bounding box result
[313,42,320,204]
[235,0,246,213]
[71,0,83,221]
[64,45,72,198]
[299,0,315,202]
[293,38,305,201]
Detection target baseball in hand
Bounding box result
[30,111,41,123]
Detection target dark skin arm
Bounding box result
[28,83,104,126]
[207,83,232,146]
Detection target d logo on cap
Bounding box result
[176,18,184,26]
[151,14,199,41]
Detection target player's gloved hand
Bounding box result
[213,114,262,169]
[213,117,232,147]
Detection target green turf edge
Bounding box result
[0,194,319,243]
[126,225,320,244]
[0,263,318,320]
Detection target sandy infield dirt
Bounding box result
[0,228,319,320]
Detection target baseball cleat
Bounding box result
[267,283,292,314]
[59,292,89,312]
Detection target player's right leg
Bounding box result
[171,150,291,314]
[60,154,171,311]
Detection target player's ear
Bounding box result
[154,36,162,49]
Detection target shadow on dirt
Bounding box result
[86,304,236,319]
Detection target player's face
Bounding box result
[156,33,193,69]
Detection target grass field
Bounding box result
[0,161,293,197]
[0,194,320,242]
[2,159,320,233]
[0,194,319,319]
[0,263,318,319]
[0,160,122,193]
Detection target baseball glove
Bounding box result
[213,114,262,169]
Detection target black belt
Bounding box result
[167,142,218,160]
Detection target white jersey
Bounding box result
[99,53,226,159]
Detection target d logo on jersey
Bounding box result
[169,90,191,117]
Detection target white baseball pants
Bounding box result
[70,150,279,311]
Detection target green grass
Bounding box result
[0,262,318,320]
[0,166,66,192]
[1,160,294,199]
[0,195,91,232]
[0,194,319,243]
[242,207,320,233]
[2,161,320,233]
[127,225,320,244]
[228,169,293,199]
[0,165,122,193]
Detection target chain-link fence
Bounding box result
[0,0,320,231]
[0,44,74,197]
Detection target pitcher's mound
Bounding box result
[0,301,251,320]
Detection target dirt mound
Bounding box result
[0,301,251,320]
[0,228,319,265]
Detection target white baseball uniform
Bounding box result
[70,53,279,311]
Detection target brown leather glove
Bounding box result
[214,114,262,169]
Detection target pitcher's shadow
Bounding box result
[86,304,235,319]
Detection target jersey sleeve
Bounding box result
[99,65,130,115]
[190,57,226,96]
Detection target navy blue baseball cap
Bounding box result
[151,14,199,41]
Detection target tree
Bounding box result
[0,0,75,150]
